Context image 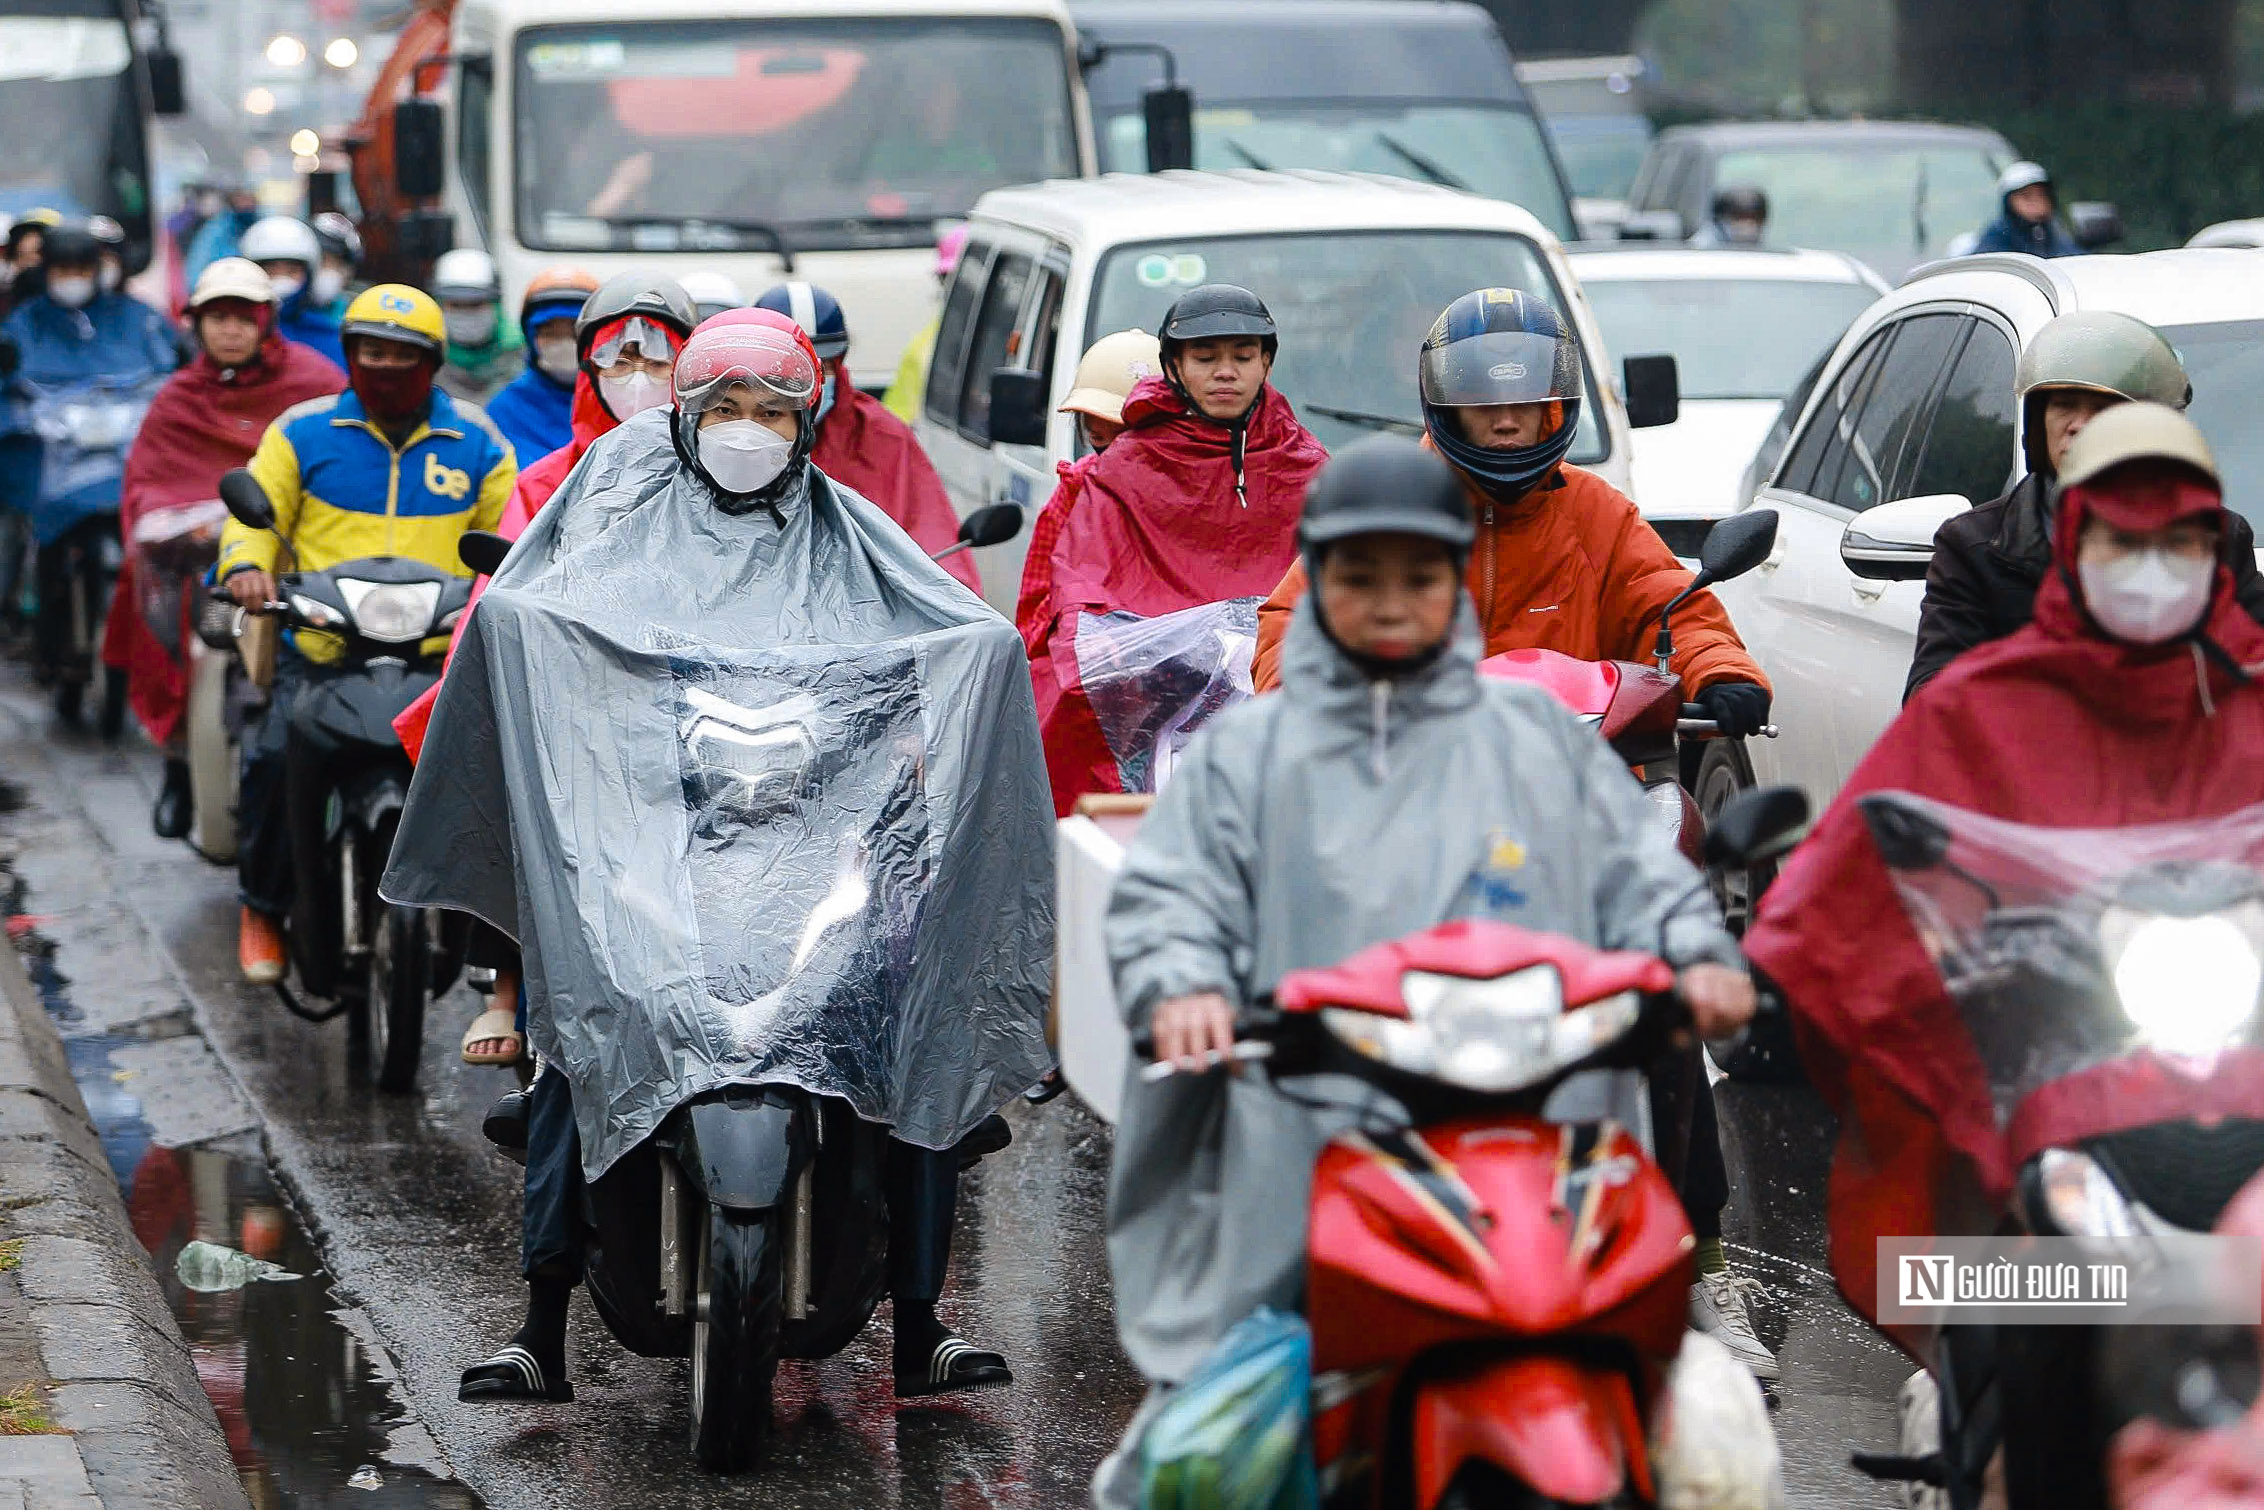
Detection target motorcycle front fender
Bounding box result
[1412,1354,1648,1509]
[675,1087,817,1213]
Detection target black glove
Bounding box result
[1695,682,1771,738]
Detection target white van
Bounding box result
[914,169,1661,615]
[428,0,1098,388]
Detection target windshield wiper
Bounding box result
[1219,136,1275,172]
[1374,134,1469,192]
[1304,402,1424,437]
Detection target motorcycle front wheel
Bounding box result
[366,901,429,1094]
[690,1203,783,1473]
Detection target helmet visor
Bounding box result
[673,324,820,415]
[589,316,679,370]
[1419,330,1583,407]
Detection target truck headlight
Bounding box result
[1322,966,1640,1094]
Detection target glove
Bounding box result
[1695,682,1771,738]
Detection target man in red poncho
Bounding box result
[752,281,981,595]
[1027,285,1327,814]
[1745,403,2264,1507]
[105,257,342,838]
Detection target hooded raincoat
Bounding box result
[1014,451,1101,656]
[484,357,576,465]
[1251,452,1765,696]
[809,357,981,595]
[1030,376,1327,813]
[100,328,343,745]
[1745,469,2264,1335]
[380,408,1055,1177]
[1103,596,1740,1394]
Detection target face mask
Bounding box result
[445,306,497,347]
[535,335,579,384]
[98,263,121,293]
[46,275,94,309]
[697,420,794,497]
[269,273,305,305]
[599,369,670,421]
[350,358,436,425]
[2079,548,2216,645]
[815,373,837,425]
[312,267,346,307]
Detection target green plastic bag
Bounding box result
[1140,1308,1319,1510]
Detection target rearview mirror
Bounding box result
[219,469,276,531]
[958,504,1024,550]
[392,99,447,199]
[146,47,186,118]
[1857,794,1952,871]
[1841,494,1967,582]
[1703,785,1811,871]
[1618,209,1686,242]
[1143,85,1195,173]
[458,530,512,577]
[987,368,1050,448]
[2069,201,2124,251]
[1624,354,1680,430]
[1696,508,1778,588]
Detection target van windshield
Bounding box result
[513,19,1078,253]
[1097,103,1575,241]
[1085,229,1605,462]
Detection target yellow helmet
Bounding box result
[341,283,446,357]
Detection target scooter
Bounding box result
[216,468,473,1092]
[1138,786,1809,1507]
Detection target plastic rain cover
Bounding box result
[1860,791,2264,1157]
[380,409,1056,1177]
[1140,1307,1318,1510]
[1072,598,1259,795]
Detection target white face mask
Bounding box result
[697,420,794,496]
[599,369,670,420]
[312,267,346,307]
[535,335,580,384]
[2078,548,2216,645]
[445,306,497,347]
[268,273,305,305]
[46,275,94,309]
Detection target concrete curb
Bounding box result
[0,941,250,1510]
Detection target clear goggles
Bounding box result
[1419,330,1584,408]
[672,324,819,415]
[588,317,680,371]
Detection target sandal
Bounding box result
[895,1333,1012,1399]
[461,1008,523,1067]
[459,1345,574,1403]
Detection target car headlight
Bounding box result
[1322,965,1641,1093]
[2104,909,2262,1060]
[336,580,442,643]
[2035,1147,2143,1238]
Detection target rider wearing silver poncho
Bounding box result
[384,309,1054,1403]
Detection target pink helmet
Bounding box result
[936,225,971,281]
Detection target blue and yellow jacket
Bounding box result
[218,386,515,658]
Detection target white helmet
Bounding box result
[679,269,745,321]
[430,248,500,304]
[1997,161,2052,198]
[188,257,274,310]
[238,216,320,274]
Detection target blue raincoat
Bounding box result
[0,292,178,539]
[483,364,574,464]
[273,288,345,369]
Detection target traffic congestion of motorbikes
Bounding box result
[6,88,2264,1510]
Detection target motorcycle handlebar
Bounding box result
[1677,705,1779,740]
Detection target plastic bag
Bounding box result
[1075,598,1259,797]
[1648,1330,1787,1510]
[1140,1308,1318,1510]
[174,1240,300,1293]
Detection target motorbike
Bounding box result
[1840,793,2264,1510]
[216,468,473,1092]
[1136,784,1810,1507]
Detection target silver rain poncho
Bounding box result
[381,408,1055,1178]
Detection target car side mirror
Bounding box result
[1703,785,1811,871]
[458,530,512,577]
[393,99,447,199]
[987,368,1050,448]
[1857,793,1952,871]
[1624,354,1680,430]
[1618,209,1686,242]
[146,46,187,117]
[1840,494,1968,582]
[1143,84,1195,173]
[2069,201,2124,251]
[219,469,277,532]
[958,503,1024,549]
[1695,507,1777,588]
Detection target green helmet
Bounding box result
[2017,312,2191,474]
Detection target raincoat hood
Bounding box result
[382,407,1055,1176]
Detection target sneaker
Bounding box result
[1689,1269,1780,1382]
[238,907,287,986]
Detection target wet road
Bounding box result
[0,664,1903,1508]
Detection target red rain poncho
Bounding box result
[100,328,342,746]
[1745,463,2264,1339]
[1027,376,1326,814]
[1014,451,1102,657]
[808,357,980,595]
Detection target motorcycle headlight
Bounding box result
[336,580,442,643]
[2105,910,2262,1060]
[1322,965,1641,1093]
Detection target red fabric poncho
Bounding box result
[1014,451,1101,657]
[1028,376,1327,813]
[100,329,343,746]
[1745,464,2264,1339]
[809,357,980,595]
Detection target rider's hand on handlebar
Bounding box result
[1151,991,1238,1074]
[1679,963,1757,1041]
[224,568,277,611]
[1694,682,1772,739]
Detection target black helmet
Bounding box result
[38,220,100,270]
[1711,185,1767,222]
[575,270,699,358]
[1299,434,1472,557]
[311,211,363,269]
[1158,283,1277,354]
[1417,288,1584,505]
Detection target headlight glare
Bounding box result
[2109,912,2261,1060]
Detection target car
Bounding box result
[1073,0,1577,242]
[2189,219,2264,249]
[913,168,1676,615]
[1568,244,1885,557]
[1623,120,2018,282]
[1517,53,1655,240]
[1708,249,2264,857]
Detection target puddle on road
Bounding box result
[9,902,483,1508]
